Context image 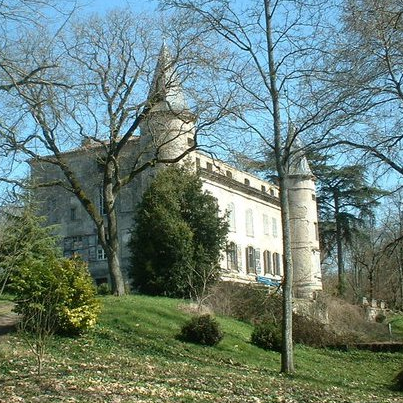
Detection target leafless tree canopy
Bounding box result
[315,0,403,179]
[0,6,232,295]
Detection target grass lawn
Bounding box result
[0,294,402,402]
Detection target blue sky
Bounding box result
[80,0,159,14]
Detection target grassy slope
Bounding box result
[0,295,402,403]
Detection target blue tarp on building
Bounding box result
[256,276,280,287]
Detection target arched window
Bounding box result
[245,209,254,237]
[227,203,236,232]
[263,250,272,275]
[246,246,256,274]
[226,242,238,271]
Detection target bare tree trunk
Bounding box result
[264,0,294,374]
[368,270,374,301]
[107,247,125,296]
[105,173,126,296]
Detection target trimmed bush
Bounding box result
[251,321,282,352]
[178,314,223,346]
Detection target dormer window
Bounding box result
[244,178,250,186]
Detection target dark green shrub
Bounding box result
[375,313,386,323]
[393,368,403,391]
[97,283,112,295]
[178,314,223,346]
[251,321,282,352]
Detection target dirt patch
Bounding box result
[0,301,18,336]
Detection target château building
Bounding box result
[30,45,322,298]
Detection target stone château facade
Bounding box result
[30,45,322,298]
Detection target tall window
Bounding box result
[245,209,254,237]
[47,197,58,223]
[227,242,238,271]
[246,246,256,274]
[273,252,282,275]
[227,203,236,232]
[272,217,278,238]
[263,250,272,274]
[263,214,270,235]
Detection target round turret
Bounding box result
[287,143,322,299]
[139,44,195,163]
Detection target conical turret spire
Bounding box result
[287,127,313,177]
[147,43,188,113]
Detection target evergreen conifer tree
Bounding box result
[130,165,229,300]
[310,155,385,296]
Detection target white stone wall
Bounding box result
[191,152,284,285]
[31,142,323,296]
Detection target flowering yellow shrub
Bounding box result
[12,256,101,335]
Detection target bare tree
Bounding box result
[161,0,337,373]
[17,290,59,376]
[0,9,227,295]
[0,1,79,201]
[376,194,403,308]
[0,0,77,92]
[349,226,384,302]
[318,0,403,178]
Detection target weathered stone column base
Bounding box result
[293,281,322,300]
[293,297,329,324]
